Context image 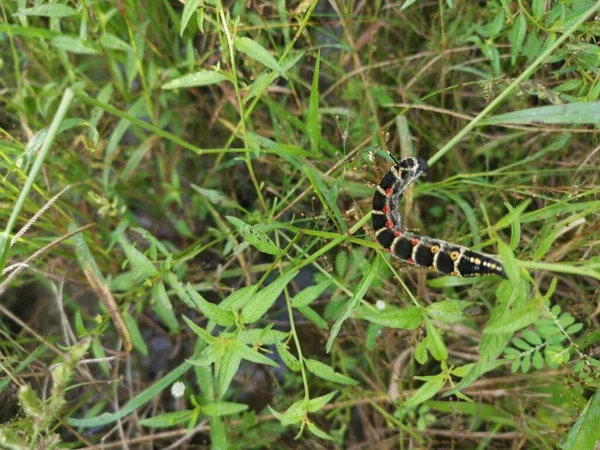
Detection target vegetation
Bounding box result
[1,0,599,448]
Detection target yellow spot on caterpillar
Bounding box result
[475,258,481,265]
[450,251,459,261]
[429,265,436,271]
[430,245,440,254]
[451,271,459,276]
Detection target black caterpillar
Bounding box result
[372,157,506,278]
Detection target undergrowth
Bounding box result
[0,0,599,449]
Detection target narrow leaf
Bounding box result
[482,103,600,125]
[139,410,194,427]
[291,280,331,308]
[200,401,248,417]
[123,312,149,356]
[162,71,228,89]
[241,271,298,324]
[305,359,358,385]
[214,344,241,398]
[180,0,201,36]
[276,341,302,372]
[185,284,235,326]
[307,391,337,413]
[234,36,286,79]
[426,300,473,323]
[510,14,526,66]
[404,374,446,408]
[307,50,321,154]
[424,317,448,362]
[327,256,380,352]
[182,315,217,344]
[232,340,278,368]
[226,216,279,256]
[562,390,600,450]
[152,282,180,333]
[117,234,158,281]
[354,305,422,329]
[16,4,77,17]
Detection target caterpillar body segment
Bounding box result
[372,157,506,278]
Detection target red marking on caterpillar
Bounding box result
[394,230,402,237]
[383,205,391,214]
[385,188,393,196]
[410,238,419,245]
[406,258,415,265]
[385,220,393,229]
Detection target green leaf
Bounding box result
[123,312,149,356]
[426,300,473,323]
[305,359,358,385]
[241,270,298,324]
[307,421,334,440]
[237,327,287,346]
[192,185,239,209]
[185,284,235,326]
[512,337,532,351]
[482,103,600,126]
[220,285,257,310]
[214,342,241,398]
[232,340,278,368]
[484,304,541,334]
[307,391,337,413]
[521,354,531,373]
[449,279,528,394]
[291,280,331,308]
[51,36,98,54]
[532,0,545,19]
[152,282,180,333]
[567,323,584,334]
[279,399,306,425]
[497,239,519,284]
[162,71,228,89]
[510,358,520,373]
[117,234,158,281]
[182,315,217,344]
[298,306,329,329]
[414,338,429,365]
[234,36,286,79]
[276,341,302,372]
[16,4,77,17]
[327,255,380,352]
[521,330,542,346]
[226,216,279,256]
[354,305,422,329]
[400,0,418,11]
[307,50,321,154]
[99,33,131,52]
[562,390,600,450]
[450,363,475,378]
[139,410,194,427]
[424,317,448,362]
[200,401,248,417]
[404,374,446,408]
[510,14,527,65]
[180,0,201,36]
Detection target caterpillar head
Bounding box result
[396,157,428,178]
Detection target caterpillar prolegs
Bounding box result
[372,157,506,278]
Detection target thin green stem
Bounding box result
[427,1,600,166]
[0,89,74,272]
[217,3,268,213]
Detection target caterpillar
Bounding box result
[372,157,506,278]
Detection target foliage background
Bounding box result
[0,0,599,448]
